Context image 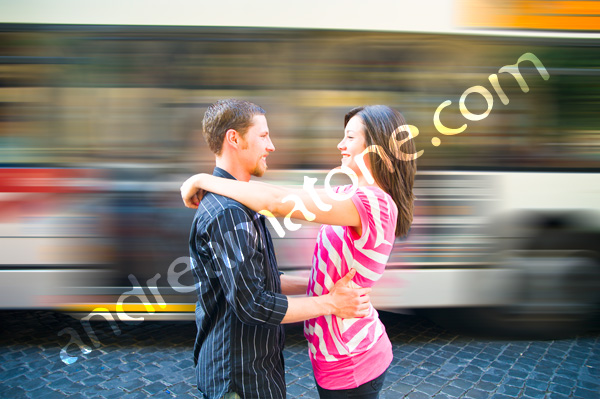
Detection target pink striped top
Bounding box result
[304,185,398,390]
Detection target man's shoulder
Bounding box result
[195,192,254,224]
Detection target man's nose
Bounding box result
[266,137,275,152]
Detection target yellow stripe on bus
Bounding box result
[57,303,196,313]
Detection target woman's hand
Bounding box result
[180,174,205,209]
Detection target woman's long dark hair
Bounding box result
[344,105,418,237]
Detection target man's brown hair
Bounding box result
[202,99,266,155]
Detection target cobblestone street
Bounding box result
[0,310,598,398]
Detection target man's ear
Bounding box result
[224,129,240,149]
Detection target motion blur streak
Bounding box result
[1,2,599,337]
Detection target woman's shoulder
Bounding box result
[335,184,387,196]
[334,184,397,216]
[354,185,393,203]
[354,185,398,219]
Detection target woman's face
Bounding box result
[338,115,368,174]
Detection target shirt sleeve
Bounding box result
[347,187,398,287]
[205,207,288,326]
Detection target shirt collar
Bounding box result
[213,166,237,180]
[212,166,267,222]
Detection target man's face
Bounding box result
[239,114,275,177]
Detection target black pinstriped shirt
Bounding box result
[189,167,289,399]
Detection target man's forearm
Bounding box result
[281,271,372,323]
[281,295,333,324]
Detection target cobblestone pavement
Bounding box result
[0,310,598,398]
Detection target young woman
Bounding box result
[181,105,418,398]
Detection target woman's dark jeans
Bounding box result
[315,369,387,399]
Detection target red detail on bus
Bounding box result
[0,169,103,193]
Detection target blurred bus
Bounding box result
[1,1,599,337]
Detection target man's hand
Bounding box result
[281,269,372,324]
[180,174,204,209]
[327,269,372,319]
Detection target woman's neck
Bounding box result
[357,174,381,190]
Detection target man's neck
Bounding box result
[215,157,251,182]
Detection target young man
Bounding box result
[184,99,371,399]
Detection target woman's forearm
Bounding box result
[181,172,361,228]
[196,173,289,216]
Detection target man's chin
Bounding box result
[251,166,267,178]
